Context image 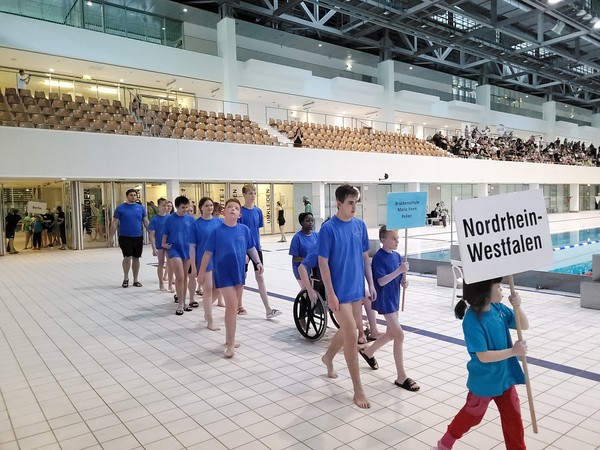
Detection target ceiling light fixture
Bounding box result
[318,43,322,47]
[86,1,92,5]
[583,13,593,21]
[383,10,390,15]
[576,9,587,17]
[594,20,600,29]
[49,68,55,72]
[551,20,565,34]
[183,8,188,12]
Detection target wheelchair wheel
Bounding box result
[293,289,328,341]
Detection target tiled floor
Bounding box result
[1,213,600,449]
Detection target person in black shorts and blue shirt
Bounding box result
[109,189,149,288]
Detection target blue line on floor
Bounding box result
[244,286,600,383]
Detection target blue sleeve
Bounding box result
[317,226,332,259]
[113,206,121,220]
[258,208,264,228]
[371,252,387,283]
[142,206,147,218]
[301,253,318,271]
[361,221,369,253]
[163,216,172,238]
[148,217,156,231]
[463,313,488,354]
[205,228,217,253]
[188,222,197,245]
[289,235,300,257]
[244,225,254,251]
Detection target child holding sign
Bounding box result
[432,278,529,450]
[358,226,418,391]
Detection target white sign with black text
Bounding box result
[453,189,553,283]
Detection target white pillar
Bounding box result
[475,183,488,198]
[377,59,395,125]
[542,101,557,142]
[475,84,491,114]
[570,183,580,212]
[166,180,180,201]
[529,183,540,191]
[312,181,325,230]
[217,17,238,110]
[592,113,600,128]
[407,182,420,192]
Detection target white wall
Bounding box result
[1,127,598,185]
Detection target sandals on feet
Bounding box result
[359,348,379,370]
[189,301,199,308]
[237,307,248,315]
[122,280,129,288]
[174,295,179,303]
[175,310,184,315]
[395,377,420,392]
[184,307,193,312]
[132,281,142,287]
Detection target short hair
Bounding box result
[455,277,503,320]
[242,184,256,194]
[335,184,360,203]
[379,225,394,240]
[157,198,167,205]
[125,189,137,196]
[198,197,213,208]
[225,198,241,208]
[174,195,189,207]
[56,206,63,212]
[298,212,313,224]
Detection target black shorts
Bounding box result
[6,229,16,239]
[118,236,143,258]
[245,250,264,273]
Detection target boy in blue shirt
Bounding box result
[359,226,419,392]
[162,196,195,315]
[198,198,263,358]
[318,184,376,409]
[238,184,281,319]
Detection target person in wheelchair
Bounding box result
[289,212,318,288]
[297,253,321,305]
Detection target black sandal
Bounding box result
[175,310,184,315]
[132,281,142,287]
[184,307,193,312]
[189,301,199,308]
[359,348,379,370]
[122,280,129,288]
[174,295,179,303]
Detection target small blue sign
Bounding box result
[387,192,428,229]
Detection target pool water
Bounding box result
[411,227,600,276]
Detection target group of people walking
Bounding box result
[109,184,530,449]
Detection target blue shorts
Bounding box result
[371,298,400,315]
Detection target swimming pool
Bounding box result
[411,227,600,276]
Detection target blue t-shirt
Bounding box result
[205,223,254,288]
[463,303,525,397]
[317,215,369,303]
[189,216,223,271]
[114,203,147,237]
[239,206,264,251]
[289,231,318,279]
[301,253,319,272]
[163,213,194,259]
[371,249,403,315]
[148,214,169,249]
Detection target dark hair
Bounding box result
[335,184,359,203]
[125,188,137,196]
[454,277,503,320]
[157,197,166,205]
[225,197,241,207]
[199,197,213,208]
[174,195,189,208]
[378,225,393,240]
[298,212,313,225]
[56,206,62,212]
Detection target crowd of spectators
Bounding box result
[430,128,600,166]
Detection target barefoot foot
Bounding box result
[353,392,371,409]
[321,355,338,378]
[224,346,235,358]
[224,342,241,348]
[207,323,220,331]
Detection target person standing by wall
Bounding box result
[276,201,287,242]
[303,196,312,214]
[16,69,31,92]
[5,209,22,254]
[56,206,67,250]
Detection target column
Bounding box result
[377,59,395,125]
[542,100,557,142]
[475,84,491,113]
[570,183,580,212]
[475,183,488,198]
[217,16,239,110]
[407,182,420,192]
[166,180,180,202]
[311,181,325,230]
[529,183,540,191]
[592,113,600,129]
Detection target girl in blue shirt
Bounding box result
[189,197,223,331]
[148,198,170,291]
[289,212,318,287]
[359,227,417,391]
[198,198,263,358]
[433,278,529,450]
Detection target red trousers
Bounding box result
[441,385,525,450]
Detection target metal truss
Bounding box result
[177,0,600,109]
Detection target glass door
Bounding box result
[80,182,109,249]
[204,183,226,211]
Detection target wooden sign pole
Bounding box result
[507,275,538,434]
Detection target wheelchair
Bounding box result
[293,277,340,341]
